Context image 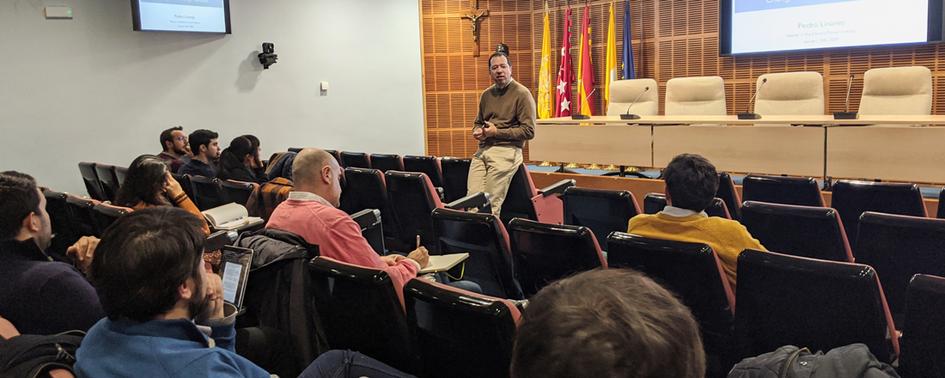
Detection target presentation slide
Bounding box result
[730,0,928,54]
[137,0,228,33]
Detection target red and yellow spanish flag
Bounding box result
[576,2,596,117]
[554,7,573,117]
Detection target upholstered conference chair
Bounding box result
[508,218,606,298]
[859,66,932,115]
[605,78,659,116]
[741,174,824,207]
[607,232,735,372]
[404,279,520,378]
[340,151,371,169]
[430,207,523,299]
[370,153,405,173]
[386,170,490,253]
[339,167,400,250]
[735,250,899,364]
[739,201,853,262]
[753,71,825,116]
[440,157,471,203]
[900,274,945,376]
[664,76,727,116]
[562,187,640,246]
[402,155,443,188]
[308,256,416,373]
[831,180,927,243]
[855,212,945,326]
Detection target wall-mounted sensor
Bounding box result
[45,6,73,19]
[258,42,278,69]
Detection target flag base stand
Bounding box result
[737,112,761,120]
[555,163,578,174]
[833,111,858,120]
[571,114,590,120]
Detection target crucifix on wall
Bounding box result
[461,0,490,57]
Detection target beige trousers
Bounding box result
[467,145,523,216]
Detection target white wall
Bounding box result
[0,0,426,194]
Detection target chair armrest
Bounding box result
[538,179,575,197]
[350,208,382,230]
[206,230,238,250]
[445,192,492,213]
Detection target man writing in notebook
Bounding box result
[266,149,429,290]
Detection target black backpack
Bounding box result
[0,330,84,378]
[728,344,900,378]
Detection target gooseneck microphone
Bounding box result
[738,78,766,120]
[571,88,598,120]
[620,86,650,120]
[834,73,858,119]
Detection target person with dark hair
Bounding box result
[115,154,209,234]
[0,171,104,334]
[240,134,267,179]
[157,126,190,172]
[627,153,765,288]
[75,207,270,377]
[511,269,706,378]
[76,207,408,378]
[218,136,266,183]
[468,48,536,216]
[178,129,220,178]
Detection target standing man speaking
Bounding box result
[468,45,536,217]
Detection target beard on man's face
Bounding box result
[187,273,212,322]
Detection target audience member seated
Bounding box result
[627,153,765,289]
[218,136,267,183]
[240,134,267,180]
[177,129,221,178]
[156,126,191,173]
[511,269,705,378]
[0,171,103,334]
[115,155,210,234]
[266,149,430,291]
[75,207,271,377]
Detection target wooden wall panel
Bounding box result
[420,0,945,158]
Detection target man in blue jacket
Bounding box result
[75,207,270,377]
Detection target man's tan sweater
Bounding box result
[473,79,536,148]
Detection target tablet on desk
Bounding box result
[419,253,470,274]
[220,246,254,310]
